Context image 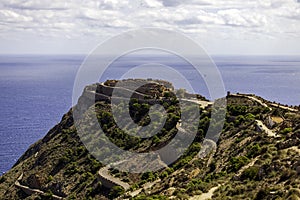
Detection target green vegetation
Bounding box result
[229,156,250,172]
[109,186,125,199]
[280,127,293,134]
[133,195,168,200]
[247,143,261,158]
[1,80,299,200]
[241,166,259,180]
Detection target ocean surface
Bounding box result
[1,54,300,175]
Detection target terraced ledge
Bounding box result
[14,173,63,200]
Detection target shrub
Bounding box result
[245,113,255,121]
[247,144,261,158]
[109,186,125,199]
[175,192,190,200]
[0,176,6,184]
[187,179,209,193]
[141,171,155,182]
[229,156,250,172]
[58,156,70,164]
[44,190,53,197]
[159,171,168,179]
[130,183,139,191]
[48,175,53,182]
[166,167,174,175]
[241,166,259,180]
[152,135,160,144]
[280,128,293,135]
[254,188,269,200]
[227,105,247,116]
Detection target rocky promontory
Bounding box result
[0,79,299,200]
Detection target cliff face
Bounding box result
[0,79,300,200]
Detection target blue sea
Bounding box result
[1,54,300,175]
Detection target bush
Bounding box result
[159,171,168,179]
[59,156,70,165]
[241,166,259,180]
[48,175,53,182]
[152,135,160,144]
[280,128,293,135]
[245,113,255,120]
[109,186,125,199]
[187,179,209,193]
[64,162,80,175]
[254,188,269,200]
[229,156,250,172]
[166,167,174,175]
[141,171,155,182]
[247,144,261,158]
[227,105,247,116]
[0,176,6,184]
[44,190,53,198]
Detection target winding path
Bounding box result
[98,165,130,191]
[14,173,63,199]
[231,93,299,112]
[181,98,213,109]
[231,94,271,110]
[270,103,298,112]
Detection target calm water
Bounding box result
[1,55,300,174]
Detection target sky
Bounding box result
[0,0,300,55]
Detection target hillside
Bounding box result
[0,79,299,200]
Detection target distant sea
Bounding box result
[1,54,300,175]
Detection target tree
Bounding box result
[109,186,125,199]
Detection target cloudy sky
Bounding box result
[0,0,300,55]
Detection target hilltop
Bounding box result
[0,79,299,200]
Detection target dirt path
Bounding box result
[247,96,270,110]
[255,120,278,137]
[231,94,271,110]
[122,178,162,199]
[98,165,130,191]
[231,93,298,113]
[14,173,63,199]
[181,98,213,109]
[93,84,215,196]
[270,103,298,112]
[189,185,220,200]
[236,157,259,176]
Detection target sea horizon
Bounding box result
[1,54,300,175]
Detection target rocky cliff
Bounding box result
[0,79,299,200]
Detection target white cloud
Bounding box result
[0,0,299,54]
[143,0,163,8]
[217,9,267,27]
